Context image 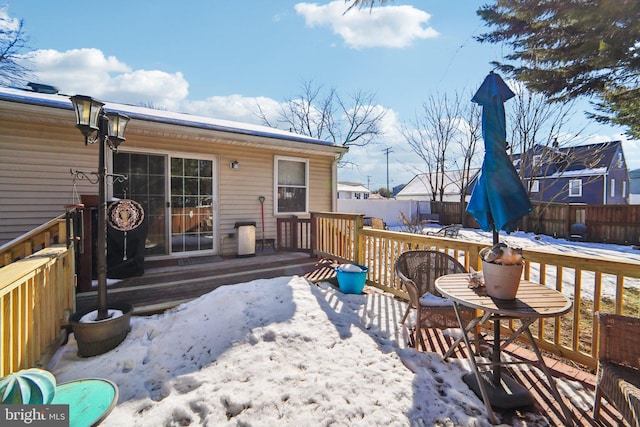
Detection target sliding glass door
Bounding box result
[170,157,215,253]
[113,153,217,256]
[113,152,168,256]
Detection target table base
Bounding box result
[463,372,534,409]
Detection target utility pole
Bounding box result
[382,147,393,194]
[366,175,371,190]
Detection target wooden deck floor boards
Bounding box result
[413,327,627,426]
[74,253,626,425]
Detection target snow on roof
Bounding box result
[0,86,341,149]
[337,182,371,193]
[397,169,478,196]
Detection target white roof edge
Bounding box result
[0,86,347,152]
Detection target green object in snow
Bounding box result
[0,368,57,404]
[52,379,118,427]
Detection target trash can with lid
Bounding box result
[234,221,256,257]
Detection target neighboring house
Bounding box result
[513,141,629,205]
[0,85,347,257]
[337,182,371,200]
[395,169,479,202]
[392,183,406,197]
[629,169,640,204]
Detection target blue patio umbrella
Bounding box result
[464,73,535,411]
[467,72,532,244]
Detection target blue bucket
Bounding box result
[335,264,369,294]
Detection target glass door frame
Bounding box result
[113,148,218,258]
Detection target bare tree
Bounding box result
[505,82,611,231]
[453,96,482,218]
[402,91,466,202]
[506,82,604,202]
[258,80,386,148]
[0,11,31,86]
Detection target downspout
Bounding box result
[603,171,608,205]
[332,150,346,212]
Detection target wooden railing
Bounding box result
[276,216,312,253]
[310,212,640,370]
[0,215,77,376]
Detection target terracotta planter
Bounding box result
[70,302,133,357]
[481,260,524,300]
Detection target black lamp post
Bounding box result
[70,95,130,321]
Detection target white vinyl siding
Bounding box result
[0,102,338,252]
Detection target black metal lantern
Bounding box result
[105,112,130,148]
[70,95,104,144]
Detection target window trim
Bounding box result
[274,155,309,215]
[568,179,582,197]
[530,179,540,193]
[610,178,616,197]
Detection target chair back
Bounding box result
[598,312,640,368]
[395,250,466,298]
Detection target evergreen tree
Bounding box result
[476,0,640,137]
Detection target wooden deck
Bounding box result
[412,327,627,426]
[75,254,626,426]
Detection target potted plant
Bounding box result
[480,243,524,300]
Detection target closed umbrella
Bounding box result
[464,72,534,409]
[467,71,532,245]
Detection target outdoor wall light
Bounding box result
[69,94,130,321]
[230,160,239,169]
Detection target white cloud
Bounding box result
[294,1,438,49]
[0,5,21,32]
[182,94,282,125]
[23,48,188,111]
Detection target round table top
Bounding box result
[435,273,572,318]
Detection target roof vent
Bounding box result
[27,82,59,94]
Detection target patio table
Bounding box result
[435,273,573,425]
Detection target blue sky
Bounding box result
[5,1,639,190]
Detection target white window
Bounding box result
[610,178,616,197]
[275,156,308,214]
[623,181,627,198]
[530,180,540,193]
[533,155,541,166]
[569,179,582,197]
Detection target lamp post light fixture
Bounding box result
[69,95,130,321]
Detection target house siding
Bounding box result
[0,95,341,254]
[0,112,98,244]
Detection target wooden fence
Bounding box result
[431,201,640,245]
[308,212,640,371]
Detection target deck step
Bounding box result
[75,254,324,315]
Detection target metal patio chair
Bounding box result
[395,250,477,350]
